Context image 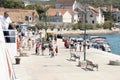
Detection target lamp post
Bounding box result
[83,5,87,61]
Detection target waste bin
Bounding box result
[15,57,20,64]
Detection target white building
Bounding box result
[86,6,105,24]
[112,11,120,22]
[46,8,78,23]
[73,4,105,25]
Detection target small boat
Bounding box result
[76,38,83,42]
[90,36,106,43]
[100,42,111,52]
[90,36,111,52]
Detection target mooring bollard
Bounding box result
[77,60,81,67]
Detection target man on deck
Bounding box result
[0,11,15,30]
[0,11,16,42]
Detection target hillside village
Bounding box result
[0,0,120,30]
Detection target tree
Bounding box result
[25,2,47,20]
[25,5,35,10]
[47,23,55,31]
[0,0,25,8]
[96,24,103,29]
[35,23,43,30]
[102,21,114,30]
[103,11,113,21]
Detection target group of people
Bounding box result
[48,42,58,57]
[46,33,57,44]
[35,40,58,57]
[0,11,59,57]
[64,38,90,52]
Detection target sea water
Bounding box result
[98,34,120,56]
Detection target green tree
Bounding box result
[72,23,78,30]
[35,23,43,30]
[25,5,35,10]
[102,21,114,29]
[103,11,113,21]
[96,24,103,29]
[25,2,47,20]
[85,23,94,30]
[0,0,25,8]
[77,0,120,8]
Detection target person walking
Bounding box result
[54,35,57,44]
[79,42,82,52]
[41,43,45,55]
[55,46,58,56]
[74,43,77,52]
[48,42,53,55]
[32,39,35,48]
[27,38,32,50]
[50,46,54,57]
[35,42,40,55]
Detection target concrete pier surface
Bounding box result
[13,39,120,80]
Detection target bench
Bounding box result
[70,53,80,61]
[86,60,98,71]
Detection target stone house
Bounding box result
[0,7,39,24]
[74,4,105,25]
[87,6,105,24]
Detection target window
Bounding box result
[78,14,80,17]
[118,16,120,19]
[92,20,94,24]
[29,17,31,20]
[74,20,76,22]
[3,31,16,43]
[25,16,29,21]
[90,14,93,17]
[55,18,60,22]
[56,12,59,16]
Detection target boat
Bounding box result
[90,36,111,52]
[100,42,111,52]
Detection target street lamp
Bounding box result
[83,5,87,61]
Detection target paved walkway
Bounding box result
[13,39,120,80]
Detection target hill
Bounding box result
[48,0,120,8]
[22,0,120,8]
[77,0,120,8]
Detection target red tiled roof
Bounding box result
[88,6,98,16]
[0,8,39,23]
[46,8,77,16]
[56,0,75,6]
